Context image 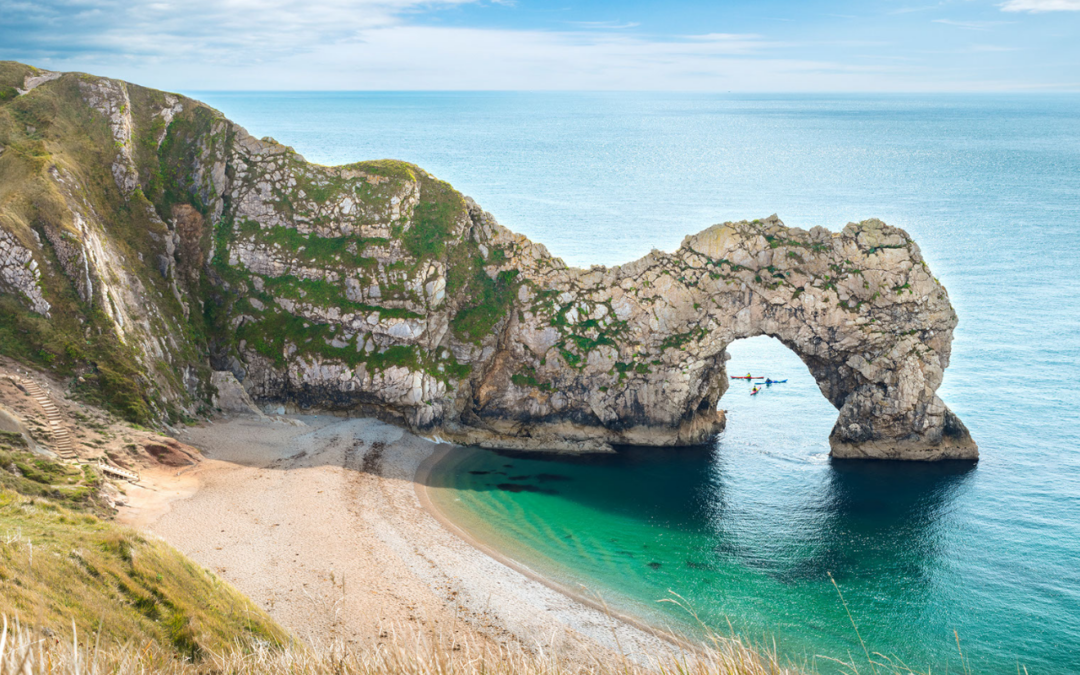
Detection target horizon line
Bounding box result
[182,88,1080,94]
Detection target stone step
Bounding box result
[12,376,79,463]
[95,460,139,482]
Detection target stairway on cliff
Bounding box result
[6,375,139,482]
[11,376,79,462]
[93,457,140,482]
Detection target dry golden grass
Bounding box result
[0,607,980,675]
[0,612,801,675]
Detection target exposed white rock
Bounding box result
[79,79,139,196]
[17,70,62,95]
[0,228,50,317]
[211,371,265,417]
[0,68,974,460]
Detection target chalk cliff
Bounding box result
[0,62,976,460]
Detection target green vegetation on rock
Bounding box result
[0,67,213,425]
[0,441,107,512]
[451,265,520,343]
[403,174,465,260]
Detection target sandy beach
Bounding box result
[119,414,678,664]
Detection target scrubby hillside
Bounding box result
[0,61,498,431]
[0,62,212,424]
[0,490,287,659]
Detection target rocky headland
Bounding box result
[0,62,975,460]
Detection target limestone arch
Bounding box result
[461,215,977,461]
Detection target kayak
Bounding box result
[763,379,788,384]
[750,389,761,396]
[730,376,764,380]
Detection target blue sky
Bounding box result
[1,0,1078,91]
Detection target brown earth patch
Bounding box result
[143,440,199,467]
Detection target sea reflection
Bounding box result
[780,460,975,586]
[703,446,976,592]
[438,430,976,600]
[431,443,723,525]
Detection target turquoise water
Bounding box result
[193,92,1080,672]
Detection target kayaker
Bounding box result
[751,386,759,395]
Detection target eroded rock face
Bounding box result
[210,371,265,417]
[0,67,976,459]
[467,215,976,460]
[193,121,975,459]
[0,227,50,317]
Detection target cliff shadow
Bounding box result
[419,441,724,527]
[765,458,977,587]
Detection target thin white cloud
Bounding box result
[686,33,764,42]
[994,80,1080,87]
[968,44,1020,52]
[888,5,943,15]
[0,0,1075,92]
[564,20,641,29]
[932,18,1012,29]
[20,21,936,91]
[0,0,479,63]
[855,54,921,61]
[1000,0,1080,11]
[159,25,987,92]
[280,26,913,91]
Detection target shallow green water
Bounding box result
[427,340,1076,675]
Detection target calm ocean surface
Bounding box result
[193,91,1080,673]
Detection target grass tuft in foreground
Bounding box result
[0,611,977,675]
[0,613,800,675]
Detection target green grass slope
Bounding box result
[0,60,513,429]
[0,431,287,659]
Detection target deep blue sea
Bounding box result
[193,92,1080,673]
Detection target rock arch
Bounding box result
[456,214,977,461]
[0,69,974,460]
[163,123,975,461]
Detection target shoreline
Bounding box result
[414,444,698,654]
[122,414,685,665]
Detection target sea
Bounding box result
[191,91,1080,673]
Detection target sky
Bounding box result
[1,0,1079,91]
